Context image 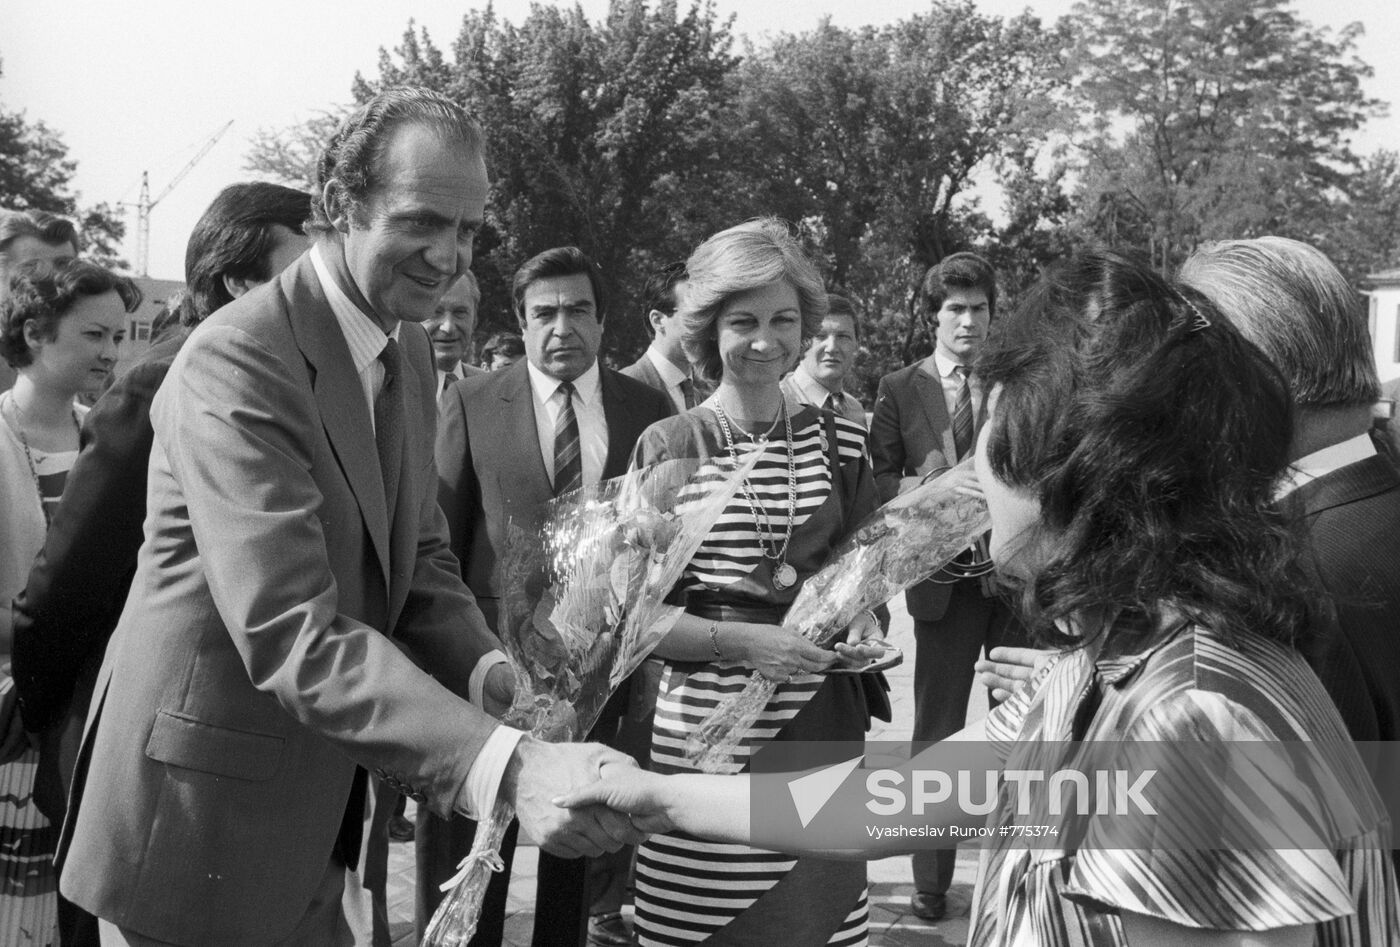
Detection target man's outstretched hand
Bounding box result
[502,738,647,858]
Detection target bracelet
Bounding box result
[708,622,724,661]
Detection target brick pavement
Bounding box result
[390,597,989,946]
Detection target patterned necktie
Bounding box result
[553,380,583,496]
[678,376,697,410]
[951,364,974,459]
[375,339,405,520]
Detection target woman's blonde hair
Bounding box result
[680,218,827,384]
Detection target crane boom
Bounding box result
[131,120,234,276]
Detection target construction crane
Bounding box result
[130,120,234,276]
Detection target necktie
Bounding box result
[678,376,697,410]
[823,392,838,415]
[438,367,458,411]
[375,339,405,518]
[951,365,974,459]
[553,381,583,496]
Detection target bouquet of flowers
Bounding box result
[422,452,761,946]
[684,456,991,773]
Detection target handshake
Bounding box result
[505,737,675,858]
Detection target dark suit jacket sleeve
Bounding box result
[11,351,171,733]
[867,375,908,503]
[160,324,497,798]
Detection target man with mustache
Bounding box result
[867,251,1023,923]
[781,292,867,429]
[433,246,673,946]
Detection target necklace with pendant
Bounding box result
[714,400,798,590]
[3,392,81,527]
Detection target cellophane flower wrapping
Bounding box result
[422,452,761,946]
[684,456,992,774]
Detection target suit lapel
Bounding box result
[600,370,633,479]
[1292,454,1400,519]
[498,362,554,496]
[284,256,392,589]
[912,362,957,463]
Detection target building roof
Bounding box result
[1365,267,1400,288]
[131,276,185,323]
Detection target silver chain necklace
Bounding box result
[713,401,799,590]
[3,393,80,527]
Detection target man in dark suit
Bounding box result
[57,90,638,947]
[434,246,673,947]
[866,252,1021,922]
[9,180,308,947]
[620,261,703,413]
[1180,237,1400,755]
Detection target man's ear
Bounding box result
[648,309,668,336]
[223,273,260,300]
[322,181,351,235]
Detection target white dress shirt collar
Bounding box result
[790,363,844,405]
[932,347,969,380]
[646,348,688,389]
[1277,432,1377,498]
[310,244,401,365]
[526,358,601,405]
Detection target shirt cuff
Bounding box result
[468,649,510,707]
[454,724,526,820]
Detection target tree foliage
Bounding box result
[1069,0,1385,273]
[0,62,126,267]
[243,108,349,190]
[247,0,1395,389]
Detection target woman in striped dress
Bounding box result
[573,249,1399,945]
[0,259,135,947]
[627,219,888,945]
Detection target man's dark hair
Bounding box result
[183,182,309,324]
[0,209,81,259]
[481,331,525,363]
[640,261,687,338]
[1,259,141,369]
[307,87,485,237]
[511,246,608,325]
[921,251,997,320]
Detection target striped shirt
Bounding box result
[631,406,874,946]
[970,619,1399,946]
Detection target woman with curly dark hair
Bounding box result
[562,250,1398,947]
[0,258,136,947]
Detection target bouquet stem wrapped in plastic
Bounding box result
[422,452,760,946]
[684,456,991,773]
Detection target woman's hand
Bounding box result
[554,762,677,834]
[974,646,1052,702]
[730,622,836,681]
[831,610,886,669]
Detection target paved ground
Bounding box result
[389,598,988,946]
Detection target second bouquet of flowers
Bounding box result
[422,451,760,946]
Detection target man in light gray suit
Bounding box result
[58,89,639,947]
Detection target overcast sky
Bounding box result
[3,0,1396,279]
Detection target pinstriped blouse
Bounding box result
[971,619,1399,946]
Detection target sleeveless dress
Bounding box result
[629,405,879,946]
[0,394,85,947]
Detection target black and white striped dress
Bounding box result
[629,405,875,946]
